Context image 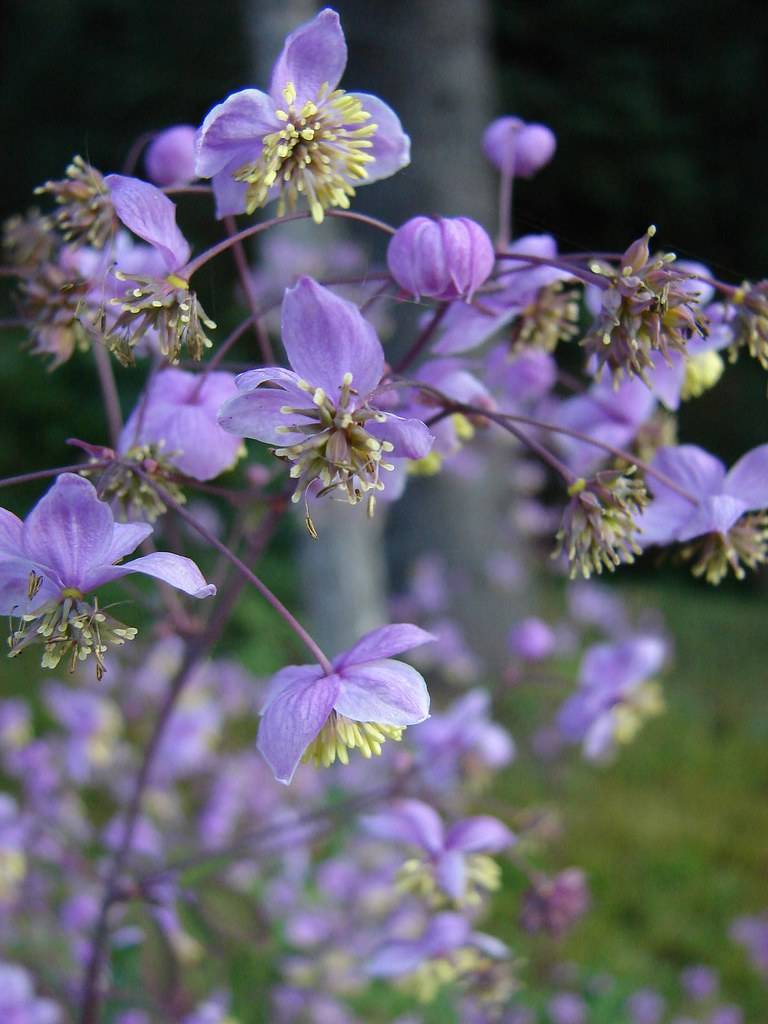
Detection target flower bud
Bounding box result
[508,617,556,661]
[145,125,197,187]
[387,216,495,302]
[483,117,557,177]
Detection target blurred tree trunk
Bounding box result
[338,0,523,669]
[241,0,390,653]
[241,0,524,665]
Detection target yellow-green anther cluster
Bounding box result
[108,272,216,365]
[34,156,116,250]
[301,710,404,768]
[235,82,377,224]
[8,593,138,680]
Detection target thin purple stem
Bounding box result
[394,303,449,374]
[91,343,123,447]
[417,381,698,503]
[78,502,287,1021]
[138,471,334,674]
[223,215,275,364]
[185,209,395,280]
[496,169,514,250]
[0,462,102,490]
[78,647,202,1023]
[494,250,609,289]
[162,184,213,197]
[121,132,156,176]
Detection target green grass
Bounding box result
[490,577,768,1018]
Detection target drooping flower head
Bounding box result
[218,277,433,516]
[636,444,768,583]
[363,798,514,907]
[103,174,216,363]
[387,217,495,302]
[257,623,433,784]
[557,634,667,760]
[0,474,215,676]
[367,911,509,1004]
[554,468,649,579]
[34,156,116,250]
[582,225,707,382]
[195,8,410,221]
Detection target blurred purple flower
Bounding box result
[680,964,718,1001]
[483,116,557,177]
[508,617,556,661]
[557,633,667,760]
[636,443,768,583]
[363,798,513,905]
[627,988,666,1024]
[145,125,197,187]
[120,367,242,481]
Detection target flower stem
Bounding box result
[496,169,514,250]
[185,209,396,280]
[78,645,203,1023]
[138,471,335,674]
[393,303,449,374]
[493,250,609,288]
[223,215,275,364]
[91,343,123,447]
[77,503,286,1021]
[0,462,102,490]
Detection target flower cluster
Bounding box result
[0,3,765,1019]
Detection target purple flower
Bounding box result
[508,617,556,661]
[412,689,515,790]
[432,233,574,355]
[553,375,657,476]
[626,989,666,1024]
[120,368,242,482]
[547,992,586,1024]
[680,964,718,1001]
[483,117,557,177]
[0,962,61,1023]
[145,125,198,187]
[520,868,590,937]
[557,634,667,760]
[0,474,214,675]
[103,174,216,362]
[486,346,557,405]
[387,217,495,302]
[707,1009,743,1024]
[257,623,433,784]
[363,798,513,905]
[636,443,768,583]
[731,912,768,975]
[367,911,507,1000]
[195,8,410,221]
[217,277,433,511]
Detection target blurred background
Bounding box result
[2,0,768,1018]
